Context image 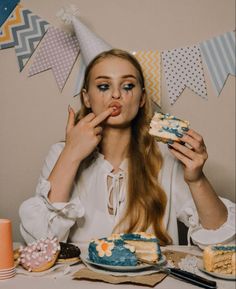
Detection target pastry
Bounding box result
[203,244,236,275]
[149,112,190,143]
[19,237,60,272]
[88,232,162,266]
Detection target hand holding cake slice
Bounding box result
[149,112,190,143]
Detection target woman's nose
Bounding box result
[111,87,121,99]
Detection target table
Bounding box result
[0,245,234,289]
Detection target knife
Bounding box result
[138,258,217,289]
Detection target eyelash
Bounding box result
[97,83,135,92]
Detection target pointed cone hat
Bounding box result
[71,15,112,67]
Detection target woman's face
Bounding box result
[83,56,145,127]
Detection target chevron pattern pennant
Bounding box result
[28,27,80,91]
[133,50,161,107]
[162,45,207,105]
[0,4,49,71]
[200,31,236,96]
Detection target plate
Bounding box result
[80,254,166,273]
[197,260,236,280]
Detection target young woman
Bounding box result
[19,49,234,248]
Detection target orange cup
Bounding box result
[0,219,14,270]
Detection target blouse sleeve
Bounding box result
[172,159,236,246]
[19,143,85,244]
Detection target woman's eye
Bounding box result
[123,83,135,91]
[97,84,109,91]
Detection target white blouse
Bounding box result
[19,142,235,248]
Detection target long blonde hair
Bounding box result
[76,49,172,245]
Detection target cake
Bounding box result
[149,112,190,143]
[203,244,236,275]
[88,232,162,266]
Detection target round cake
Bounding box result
[88,232,162,266]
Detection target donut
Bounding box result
[149,112,190,143]
[57,242,81,263]
[19,237,60,272]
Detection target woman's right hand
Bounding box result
[64,106,113,163]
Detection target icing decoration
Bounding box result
[28,27,80,91]
[200,31,236,96]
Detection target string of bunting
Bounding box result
[0,1,235,106]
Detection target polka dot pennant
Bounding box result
[161,45,207,105]
[28,27,80,91]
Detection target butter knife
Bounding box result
[138,258,217,289]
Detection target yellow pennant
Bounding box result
[133,50,161,107]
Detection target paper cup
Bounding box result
[0,219,14,270]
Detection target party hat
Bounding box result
[57,5,112,95]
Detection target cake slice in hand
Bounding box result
[149,112,190,143]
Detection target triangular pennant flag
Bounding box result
[133,50,161,107]
[162,45,207,105]
[200,31,236,96]
[0,4,49,71]
[0,0,19,27]
[28,27,80,91]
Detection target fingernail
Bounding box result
[167,139,174,144]
[68,105,71,112]
[175,132,183,138]
[182,127,189,131]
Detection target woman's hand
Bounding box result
[168,129,208,183]
[65,106,113,163]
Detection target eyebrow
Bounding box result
[95,74,137,80]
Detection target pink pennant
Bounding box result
[162,45,207,105]
[28,27,80,91]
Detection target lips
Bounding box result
[108,102,122,117]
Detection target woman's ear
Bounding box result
[82,89,91,108]
[139,89,146,108]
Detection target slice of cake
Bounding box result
[88,232,162,266]
[203,244,236,275]
[149,112,190,143]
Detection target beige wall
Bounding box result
[0,0,235,242]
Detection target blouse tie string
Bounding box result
[107,171,125,219]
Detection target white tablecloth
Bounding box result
[0,245,234,289]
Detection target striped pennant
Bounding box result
[133,50,161,107]
[200,31,236,96]
[162,45,207,105]
[0,4,49,71]
[28,27,80,91]
[0,0,19,27]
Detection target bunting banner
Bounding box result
[0,4,49,71]
[199,31,236,96]
[0,0,19,27]
[161,45,207,105]
[28,27,80,91]
[133,50,161,107]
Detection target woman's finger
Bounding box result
[181,129,206,153]
[94,126,103,136]
[66,105,75,134]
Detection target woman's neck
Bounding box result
[100,127,131,172]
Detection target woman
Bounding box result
[19,49,234,247]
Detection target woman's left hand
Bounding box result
[168,129,208,183]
